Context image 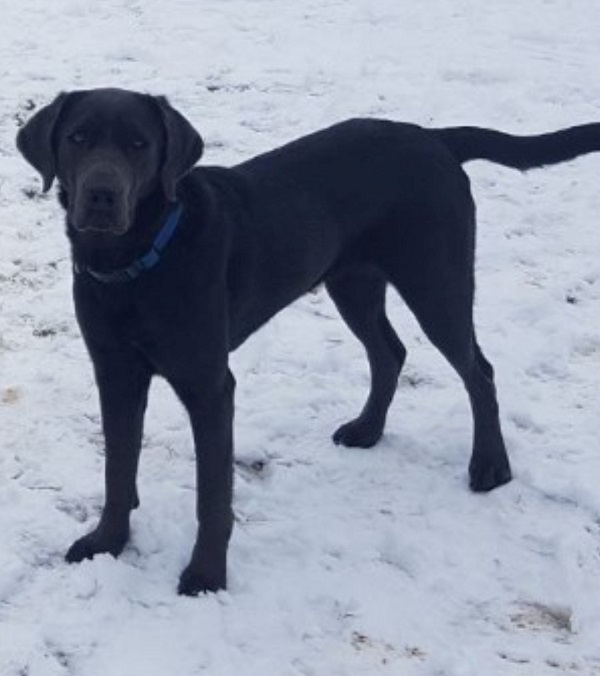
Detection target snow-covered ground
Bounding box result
[1,0,600,673]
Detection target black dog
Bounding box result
[17,88,600,594]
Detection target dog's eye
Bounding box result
[129,138,148,150]
[68,131,88,146]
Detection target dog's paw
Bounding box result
[469,456,512,492]
[333,416,383,448]
[177,565,226,596]
[65,528,129,563]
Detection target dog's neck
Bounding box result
[62,186,173,272]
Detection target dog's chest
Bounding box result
[77,274,208,362]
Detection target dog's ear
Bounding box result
[16,93,70,192]
[154,96,204,202]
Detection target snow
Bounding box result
[1,0,600,673]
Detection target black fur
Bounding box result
[16,88,600,594]
[434,124,600,169]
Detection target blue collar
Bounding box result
[74,203,184,284]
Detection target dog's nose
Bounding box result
[88,188,117,210]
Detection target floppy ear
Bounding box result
[16,93,70,192]
[154,96,204,202]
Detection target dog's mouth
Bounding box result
[69,208,130,235]
[68,185,134,235]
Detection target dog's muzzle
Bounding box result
[70,163,131,234]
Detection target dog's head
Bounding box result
[16,88,203,235]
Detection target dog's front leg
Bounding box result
[174,369,235,595]
[66,350,152,564]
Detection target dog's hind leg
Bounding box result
[326,265,406,448]
[384,210,512,492]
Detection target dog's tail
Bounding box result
[433,124,600,170]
